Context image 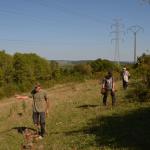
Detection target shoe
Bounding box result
[38,136,43,140]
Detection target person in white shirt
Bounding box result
[121,67,130,90]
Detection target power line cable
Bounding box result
[0,8,58,26]
[23,0,112,25]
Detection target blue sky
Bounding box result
[0,0,150,61]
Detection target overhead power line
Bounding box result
[0,9,57,25]
[23,0,112,24]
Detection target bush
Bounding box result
[126,81,150,102]
[0,88,5,99]
[126,54,150,102]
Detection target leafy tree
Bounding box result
[13,53,30,84]
[90,58,115,72]
[0,50,13,85]
[50,61,61,80]
[73,63,92,75]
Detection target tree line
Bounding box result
[0,50,118,99]
[2,50,149,102]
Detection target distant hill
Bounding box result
[51,60,93,66]
[49,59,133,66]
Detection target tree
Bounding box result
[50,61,61,80]
[90,59,115,72]
[0,50,13,85]
[13,53,30,84]
[73,63,92,75]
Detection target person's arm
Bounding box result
[45,100,49,116]
[44,92,49,116]
[112,82,115,92]
[112,77,116,92]
[102,78,106,89]
[128,71,131,78]
[15,95,30,100]
[15,90,34,100]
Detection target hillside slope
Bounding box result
[0,80,150,150]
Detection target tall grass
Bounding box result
[0,80,150,149]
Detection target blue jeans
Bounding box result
[103,90,116,106]
[32,112,46,136]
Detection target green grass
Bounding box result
[0,80,150,149]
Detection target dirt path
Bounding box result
[0,80,98,109]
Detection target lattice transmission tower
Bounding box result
[128,25,144,63]
[111,19,124,65]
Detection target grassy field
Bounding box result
[0,80,150,150]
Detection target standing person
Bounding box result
[15,83,49,139]
[101,71,116,106]
[121,67,130,90]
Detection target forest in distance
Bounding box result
[0,50,149,103]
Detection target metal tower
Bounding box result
[111,19,124,65]
[128,25,144,63]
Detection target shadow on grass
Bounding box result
[64,107,150,150]
[17,113,23,117]
[12,127,36,134]
[0,126,36,135]
[76,104,99,109]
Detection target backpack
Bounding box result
[104,77,113,90]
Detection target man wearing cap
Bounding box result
[15,83,49,139]
[121,67,130,90]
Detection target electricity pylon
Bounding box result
[111,19,124,66]
[128,25,144,63]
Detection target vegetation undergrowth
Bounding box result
[0,80,150,150]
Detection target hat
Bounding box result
[35,82,41,88]
[123,67,126,70]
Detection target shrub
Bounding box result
[126,82,150,102]
[126,54,150,102]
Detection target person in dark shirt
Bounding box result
[101,71,116,106]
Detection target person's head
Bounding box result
[34,83,41,92]
[106,71,113,78]
[123,67,126,71]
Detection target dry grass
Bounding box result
[0,80,150,150]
